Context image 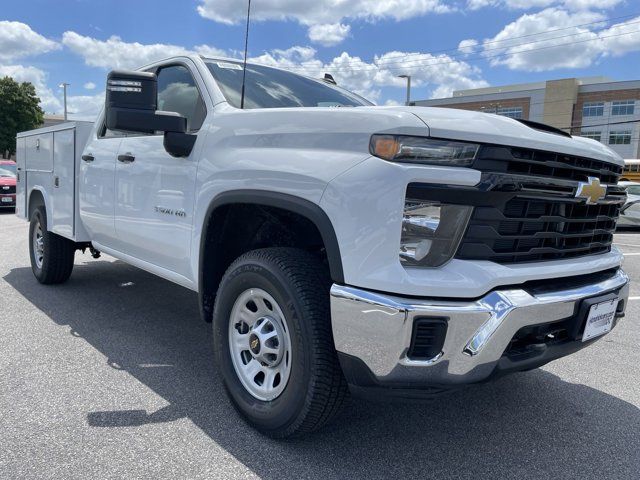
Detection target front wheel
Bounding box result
[213,247,348,438]
[29,206,75,284]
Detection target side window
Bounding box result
[98,121,126,139]
[156,65,206,132]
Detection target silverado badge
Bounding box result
[575,177,606,205]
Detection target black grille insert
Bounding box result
[1,185,15,194]
[458,197,620,263]
[455,144,624,264]
[408,318,447,360]
[473,145,622,185]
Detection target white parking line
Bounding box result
[623,253,640,256]
[614,243,640,248]
[628,296,640,301]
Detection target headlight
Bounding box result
[400,198,472,268]
[370,135,479,166]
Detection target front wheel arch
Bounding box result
[198,190,344,322]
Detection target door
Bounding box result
[15,137,26,218]
[51,128,75,238]
[78,122,121,246]
[113,63,206,276]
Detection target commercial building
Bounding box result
[415,77,640,159]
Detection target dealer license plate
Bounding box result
[582,299,618,342]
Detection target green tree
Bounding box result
[0,77,44,158]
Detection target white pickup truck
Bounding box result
[16,54,630,437]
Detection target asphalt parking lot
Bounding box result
[1,210,639,479]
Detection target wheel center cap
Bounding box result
[249,333,261,355]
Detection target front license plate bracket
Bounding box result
[572,292,620,342]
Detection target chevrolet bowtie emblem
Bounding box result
[575,176,606,204]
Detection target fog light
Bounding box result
[400,199,472,268]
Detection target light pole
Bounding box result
[398,75,411,106]
[59,83,70,120]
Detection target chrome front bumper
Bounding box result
[330,269,629,387]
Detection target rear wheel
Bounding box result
[29,206,75,284]
[213,247,348,438]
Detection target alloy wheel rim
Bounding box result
[228,288,292,401]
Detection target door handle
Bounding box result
[82,154,95,162]
[118,153,135,163]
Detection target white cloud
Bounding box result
[502,0,556,8]
[0,65,61,113]
[376,51,489,98]
[59,30,486,106]
[197,0,452,25]
[599,15,640,57]
[0,21,60,61]
[308,23,351,47]
[467,0,622,10]
[249,46,487,102]
[67,93,104,121]
[477,8,640,72]
[466,0,493,9]
[197,0,452,44]
[194,44,229,58]
[62,32,228,69]
[561,0,623,10]
[62,32,190,69]
[458,39,478,55]
[84,81,96,90]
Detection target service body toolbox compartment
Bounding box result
[16,122,94,242]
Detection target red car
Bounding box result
[0,160,17,209]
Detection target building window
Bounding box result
[580,130,602,142]
[496,106,523,119]
[583,102,604,117]
[611,100,635,116]
[609,131,632,145]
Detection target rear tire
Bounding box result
[213,247,348,438]
[29,206,75,284]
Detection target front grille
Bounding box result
[1,185,15,194]
[456,145,624,264]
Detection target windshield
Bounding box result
[206,60,372,109]
[0,164,16,177]
[626,185,640,195]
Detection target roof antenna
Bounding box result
[240,0,251,109]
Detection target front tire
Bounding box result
[29,206,75,284]
[213,248,348,438]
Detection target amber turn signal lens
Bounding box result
[371,135,400,160]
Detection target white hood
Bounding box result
[374,106,624,167]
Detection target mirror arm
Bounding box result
[164,131,197,158]
[621,199,640,214]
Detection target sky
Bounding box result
[1,0,640,120]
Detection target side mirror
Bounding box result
[621,199,640,214]
[105,70,196,157]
